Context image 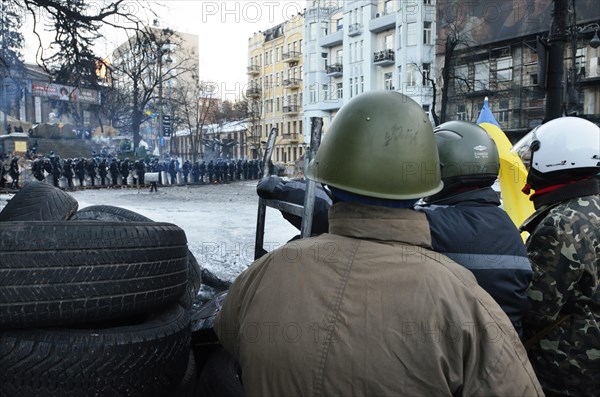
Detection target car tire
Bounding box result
[196,347,244,397]
[0,304,191,397]
[71,204,202,308]
[0,181,78,222]
[0,221,188,328]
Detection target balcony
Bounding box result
[282,78,302,89]
[321,29,343,47]
[282,51,301,63]
[326,63,343,77]
[348,23,363,37]
[369,11,396,33]
[247,65,260,75]
[282,133,300,143]
[282,105,300,115]
[373,50,395,66]
[246,86,261,98]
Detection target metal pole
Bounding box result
[158,48,164,159]
[1,1,7,134]
[545,0,569,122]
[300,117,323,238]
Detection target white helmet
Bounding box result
[512,117,600,189]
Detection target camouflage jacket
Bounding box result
[524,181,600,396]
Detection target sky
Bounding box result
[21,0,306,101]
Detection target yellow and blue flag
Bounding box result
[477,97,534,239]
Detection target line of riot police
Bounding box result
[26,154,269,189]
[187,158,267,184]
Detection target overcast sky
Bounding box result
[22,0,306,102]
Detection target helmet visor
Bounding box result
[510,127,538,170]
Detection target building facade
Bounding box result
[303,0,437,135]
[246,15,306,164]
[436,0,600,140]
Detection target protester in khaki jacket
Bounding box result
[215,91,543,396]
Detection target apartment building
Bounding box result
[303,0,437,133]
[246,15,306,165]
[436,0,600,140]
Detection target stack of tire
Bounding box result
[0,181,201,397]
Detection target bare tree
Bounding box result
[436,0,486,123]
[170,79,218,162]
[109,26,196,150]
[6,1,153,79]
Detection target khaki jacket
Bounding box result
[215,203,544,396]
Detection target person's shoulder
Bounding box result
[544,195,600,226]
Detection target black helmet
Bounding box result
[428,120,500,200]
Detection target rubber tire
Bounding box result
[0,304,191,397]
[0,221,188,329]
[71,205,203,308]
[0,181,78,222]
[173,350,198,397]
[196,347,245,397]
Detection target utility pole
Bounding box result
[158,48,164,159]
[1,0,7,134]
[545,0,569,122]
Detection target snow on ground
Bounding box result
[0,181,300,284]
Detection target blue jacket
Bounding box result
[416,187,532,336]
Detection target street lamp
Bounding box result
[589,28,600,49]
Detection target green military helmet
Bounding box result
[433,120,500,194]
[306,91,443,200]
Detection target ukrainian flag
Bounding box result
[477,97,534,240]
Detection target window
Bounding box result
[384,33,393,50]
[498,99,509,123]
[457,104,467,121]
[474,61,490,91]
[397,26,402,48]
[497,57,512,81]
[349,77,353,98]
[423,0,432,4]
[360,76,364,93]
[310,84,317,103]
[384,72,393,90]
[323,84,329,100]
[310,54,317,70]
[384,0,393,15]
[337,82,343,99]
[397,65,402,88]
[359,40,364,61]
[530,73,539,86]
[336,18,343,31]
[455,64,469,92]
[407,22,417,46]
[309,22,317,40]
[406,64,418,87]
[422,63,431,86]
[336,49,343,63]
[575,48,586,74]
[423,22,432,45]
